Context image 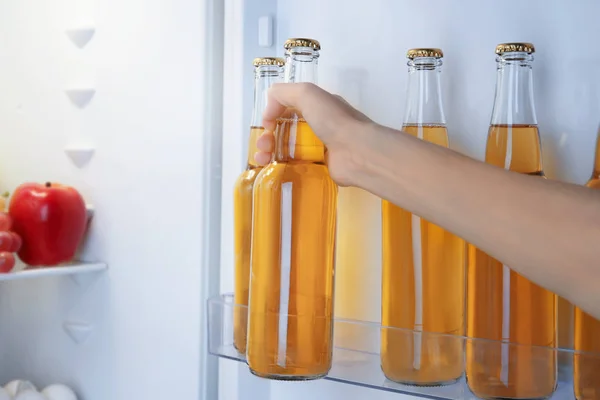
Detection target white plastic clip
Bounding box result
[258,16,273,47]
[65,27,96,49]
[65,146,95,168]
[64,89,96,108]
[63,321,93,344]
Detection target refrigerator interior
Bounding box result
[219,0,600,399]
[0,0,599,399]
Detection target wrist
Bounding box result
[344,120,387,187]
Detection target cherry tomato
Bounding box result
[0,232,13,252]
[0,213,11,231]
[0,252,15,273]
[8,233,21,253]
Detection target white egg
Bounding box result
[4,381,37,397]
[14,390,46,400]
[0,387,11,400]
[41,384,77,400]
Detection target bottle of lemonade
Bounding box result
[233,57,284,354]
[246,38,338,380]
[574,130,600,400]
[381,48,466,386]
[466,43,557,399]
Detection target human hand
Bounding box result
[0,212,22,272]
[255,82,373,187]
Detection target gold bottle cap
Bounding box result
[252,57,285,67]
[283,38,321,51]
[495,42,535,55]
[407,48,443,59]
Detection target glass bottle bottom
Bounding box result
[233,344,245,356]
[465,376,556,400]
[382,371,461,387]
[380,329,465,388]
[249,366,328,381]
[574,354,600,400]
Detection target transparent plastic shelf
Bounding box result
[0,262,107,282]
[207,294,596,400]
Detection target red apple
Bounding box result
[9,182,87,266]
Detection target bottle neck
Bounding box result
[403,57,446,126]
[284,47,319,84]
[250,65,282,127]
[275,47,323,163]
[247,65,282,167]
[490,52,537,126]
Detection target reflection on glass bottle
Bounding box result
[246,38,337,380]
[574,131,600,400]
[466,43,557,399]
[233,57,284,354]
[381,48,466,386]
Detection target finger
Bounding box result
[262,83,323,130]
[256,131,274,152]
[262,84,296,131]
[254,151,272,166]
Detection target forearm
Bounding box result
[354,121,600,319]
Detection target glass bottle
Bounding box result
[583,130,600,189]
[574,130,600,400]
[246,38,337,380]
[466,43,557,399]
[380,48,466,386]
[233,57,284,354]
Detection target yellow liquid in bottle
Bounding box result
[233,126,264,353]
[574,306,600,400]
[381,124,466,385]
[247,117,337,380]
[573,162,600,400]
[334,185,380,351]
[466,124,557,399]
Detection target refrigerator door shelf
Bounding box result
[0,262,107,283]
[207,294,579,400]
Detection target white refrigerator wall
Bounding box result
[217,0,600,399]
[0,0,222,399]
